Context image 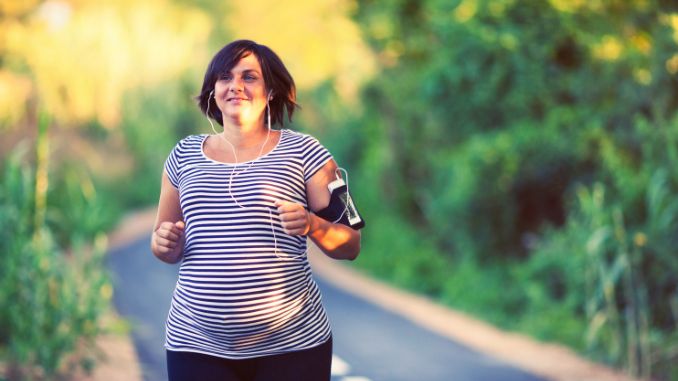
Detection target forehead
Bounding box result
[229,53,262,73]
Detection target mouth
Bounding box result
[226,97,248,102]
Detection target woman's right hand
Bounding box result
[151,221,185,263]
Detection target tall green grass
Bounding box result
[0,117,114,379]
[519,167,678,379]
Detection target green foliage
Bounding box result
[349,0,678,254]
[358,211,452,297]
[46,165,119,248]
[0,148,112,379]
[111,77,204,208]
[521,171,678,378]
[425,120,590,259]
[313,0,678,379]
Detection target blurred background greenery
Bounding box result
[1,0,677,380]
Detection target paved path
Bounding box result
[107,235,544,381]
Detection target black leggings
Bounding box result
[166,337,332,381]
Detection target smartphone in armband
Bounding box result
[326,177,364,228]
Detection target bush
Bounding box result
[424,120,591,260]
[522,171,678,379]
[0,147,113,379]
[105,78,203,209]
[357,210,452,297]
[328,1,678,379]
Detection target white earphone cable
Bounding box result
[331,167,351,224]
[206,90,298,260]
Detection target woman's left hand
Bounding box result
[275,200,312,236]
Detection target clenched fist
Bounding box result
[275,200,312,236]
[152,220,185,263]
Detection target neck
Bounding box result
[221,115,268,149]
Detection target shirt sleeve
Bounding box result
[301,135,333,182]
[164,141,182,189]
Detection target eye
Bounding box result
[219,73,232,80]
[244,74,257,81]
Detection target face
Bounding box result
[214,53,268,126]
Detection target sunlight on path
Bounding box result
[332,354,372,381]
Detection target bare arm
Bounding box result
[150,171,185,264]
[276,159,361,261]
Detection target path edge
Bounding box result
[307,245,643,381]
[95,207,160,381]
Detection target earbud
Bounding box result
[267,90,274,101]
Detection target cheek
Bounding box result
[213,84,230,112]
[214,83,228,99]
[250,89,268,107]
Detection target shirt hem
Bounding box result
[164,333,332,360]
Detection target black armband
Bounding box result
[315,177,365,230]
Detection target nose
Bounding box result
[229,77,244,93]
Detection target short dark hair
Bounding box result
[196,40,298,127]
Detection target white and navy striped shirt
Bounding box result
[163,129,333,359]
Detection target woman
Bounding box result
[151,40,363,381]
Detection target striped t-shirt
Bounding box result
[163,129,333,359]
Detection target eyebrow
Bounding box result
[218,68,261,78]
